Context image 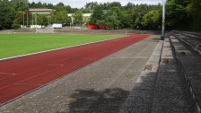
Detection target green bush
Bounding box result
[12,24,20,30]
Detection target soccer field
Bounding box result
[0,34,123,59]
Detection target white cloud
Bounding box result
[28,0,163,8]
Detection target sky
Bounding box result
[28,0,164,8]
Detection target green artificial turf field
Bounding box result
[0,34,123,59]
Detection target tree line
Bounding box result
[0,0,201,31]
[165,0,201,31]
[89,3,161,30]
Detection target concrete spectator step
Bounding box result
[171,31,201,55]
[151,37,195,113]
[120,36,195,113]
[169,35,201,113]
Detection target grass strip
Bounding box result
[0,34,123,59]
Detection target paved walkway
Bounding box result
[0,35,159,113]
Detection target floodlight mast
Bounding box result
[23,12,25,29]
[161,0,166,40]
[35,11,37,33]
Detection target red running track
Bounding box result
[0,34,149,105]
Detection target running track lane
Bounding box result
[0,34,149,105]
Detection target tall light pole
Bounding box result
[35,11,37,33]
[161,0,166,40]
[27,10,28,26]
[23,12,25,29]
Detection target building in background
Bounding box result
[29,8,53,15]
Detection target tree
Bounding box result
[166,0,191,30]
[0,0,15,30]
[11,0,29,11]
[85,2,98,10]
[109,2,122,8]
[89,6,104,25]
[37,14,48,26]
[81,8,90,13]
[29,2,54,8]
[105,12,120,29]
[105,7,123,28]
[186,0,201,31]
[65,5,73,13]
[54,2,65,11]
[50,3,70,25]
[134,14,142,29]
[105,7,123,29]
[125,2,134,9]
[134,4,149,16]
[141,10,160,29]
[50,10,69,24]
[13,11,24,25]
[121,10,133,28]
[72,10,83,25]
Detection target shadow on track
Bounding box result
[57,88,129,113]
